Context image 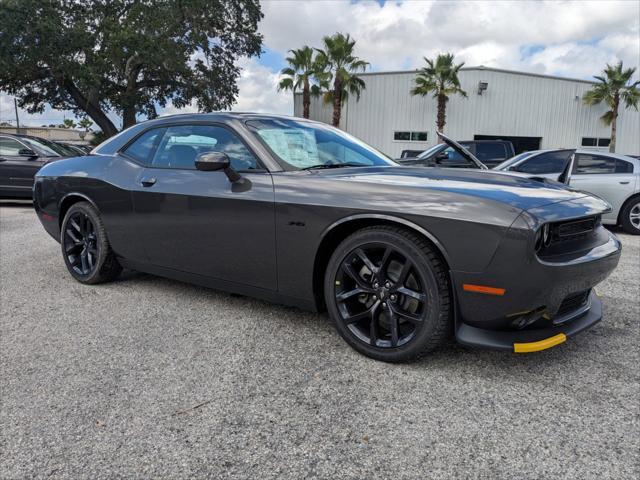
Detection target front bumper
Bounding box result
[456,290,603,352]
[451,222,621,352]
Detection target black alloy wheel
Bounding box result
[60,202,122,284]
[335,243,426,348]
[63,211,98,276]
[326,226,451,362]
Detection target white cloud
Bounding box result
[3,1,638,125]
[260,0,640,75]
[231,58,292,114]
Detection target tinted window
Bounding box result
[616,159,633,173]
[410,132,428,141]
[20,137,59,156]
[436,146,469,165]
[581,137,597,147]
[574,154,616,174]
[123,128,166,165]
[394,131,410,141]
[475,143,507,161]
[515,151,571,174]
[151,125,259,171]
[0,137,25,156]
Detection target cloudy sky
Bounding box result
[1,0,638,129]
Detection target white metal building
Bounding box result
[294,66,639,158]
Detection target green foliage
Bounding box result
[60,118,77,129]
[315,33,369,105]
[278,46,317,93]
[77,117,93,131]
[411,53,467,101]
[0,0,263,137]
[583,61,639,126]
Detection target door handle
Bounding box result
[619,181,630,185]
[140,177,157,187]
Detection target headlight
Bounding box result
[535,223,551,252]
[542,223,551,247]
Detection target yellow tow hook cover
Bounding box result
[513,333,567,353]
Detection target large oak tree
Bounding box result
[0,0,263,137]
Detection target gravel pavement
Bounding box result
[1,202,638,479]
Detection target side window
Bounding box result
[475,143,507,161]
[574,154,616,174]
[516,151,571,174]
[0,137,26,156]
[123,128,166,166]
[316,140,373,165]
[437,146,471,166]
[151,125,259,171]
[615,159,634,173]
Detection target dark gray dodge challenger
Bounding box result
[33,114,621,362]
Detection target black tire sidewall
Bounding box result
[60,202,110,283]
[325,229,447,362]
[621,198,640,235]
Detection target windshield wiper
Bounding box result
[301,163,364,170]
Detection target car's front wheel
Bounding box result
[60,201,122,284]
[325,226,452,362]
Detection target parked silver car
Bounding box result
[494,149,640,234]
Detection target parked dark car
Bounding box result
[398,139,514,168]
[34,114,621,362]
[55,142,89,156]
[0,133,67,198]
[399,149,425,159]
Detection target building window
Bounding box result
[581,137,611,148]
[394,131,428,142]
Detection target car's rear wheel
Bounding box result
[60,202,122,284]
[325,226,451,362]
[620,197,640,235]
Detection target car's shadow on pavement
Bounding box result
[0,199,34,208]
[109,267,596,377]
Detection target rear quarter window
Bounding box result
[122,128,166,165]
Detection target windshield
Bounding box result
[494,151,536,170]
[417,144,446,159]
[20,137,61,156]
[246,118,394,170]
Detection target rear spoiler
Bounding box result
[436,131,488,170]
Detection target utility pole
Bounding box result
[14,98,20,129]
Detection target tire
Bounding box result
[620,197,640,235]
[324,226,451,362]
[60,201,122,284]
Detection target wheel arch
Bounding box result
[58,193,100,228]
[312,214,452,311]
[617,192,640,225]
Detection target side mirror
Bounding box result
[195,151,241,182]
[434,152,448,163]
[18,148,37,158]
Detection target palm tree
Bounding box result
[315,33,369,127]
[278,46,318,119]
[583,61,639,153]
[411,53,467,136]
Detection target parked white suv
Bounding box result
[494,149,640,234]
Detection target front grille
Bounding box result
[550,216,599,244]
[556,290,590,317]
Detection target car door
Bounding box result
[125,123,277,290]
[569,153,636,223]
[0,136,47,196]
